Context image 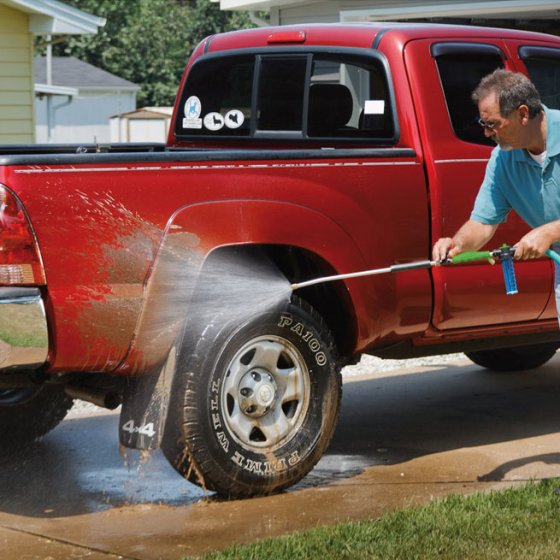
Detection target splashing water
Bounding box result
[186,250,293,329]
[125,232,293,375]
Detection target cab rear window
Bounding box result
[174,49,397,143]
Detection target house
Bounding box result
[110,107,173,143]
[0,0,104,144]
[35,56,139,143]
[212,1,560,31]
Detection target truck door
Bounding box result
[404,39,552,330]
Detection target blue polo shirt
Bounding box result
[471,106,560,227]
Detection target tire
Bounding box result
[466,342,558,372]
[0,385,74,448]
[162,297,341,498]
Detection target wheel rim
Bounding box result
[220,335,310,452]
[0,388,36,405]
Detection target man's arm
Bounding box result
[432,220,499,262]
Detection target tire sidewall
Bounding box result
[180,299,340,494]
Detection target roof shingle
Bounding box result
[35,56,139,90]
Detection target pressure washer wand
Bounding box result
[291,245,560,293]
[291,260,436,290]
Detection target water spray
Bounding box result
[291,246,560,295]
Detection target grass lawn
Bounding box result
[193,479,560,560]
[0,305,47,348]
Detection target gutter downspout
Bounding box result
[46,35,53,142]
[43,35,74,143]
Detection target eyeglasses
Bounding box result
[477,118,498,130]
[477,105,521,130]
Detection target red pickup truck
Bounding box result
[2,22,560,498]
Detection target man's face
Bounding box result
[478,93,521,151]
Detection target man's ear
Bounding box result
[518,104,530,124]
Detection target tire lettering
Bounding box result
[232,451,244,467]
[290,322,304,335]
[278,315,293,328]
[217,431,230,453]
[245,459,263,474]
[211,381,220,394]
[228,451,299,477]
[212,413,221,430]
[279,314,329,368]
[316,352,327,366]
[288,451,301,466]
[210,398,219,412]
[309,339,320,352]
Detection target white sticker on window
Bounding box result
[225,109,245,129]
[183,118,202,129]
[204,112,225,131]
[183,96,203,129]
[184,96,202,118]
[364,100,385,115]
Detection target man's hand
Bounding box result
[514,223,559,260]
[432,237,461,262]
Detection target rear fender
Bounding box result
[116,199,370,375]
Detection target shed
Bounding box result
[110,107,173,143]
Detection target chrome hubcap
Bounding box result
[221,335,310,451]
[238,368,278,418]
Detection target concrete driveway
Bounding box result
[1,354,560,559]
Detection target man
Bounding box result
[432,69,560,268]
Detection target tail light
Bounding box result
[0,184,46,285]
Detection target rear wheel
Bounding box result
[0,385,74,448]
[466,343,558,372]
[162,297,341,498]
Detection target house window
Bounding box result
[433,43,504,146]
[174,49,396,143]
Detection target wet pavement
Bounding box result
[2,354,560,559]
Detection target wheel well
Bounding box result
[203,245,358,361]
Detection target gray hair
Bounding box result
[472,69,542,118]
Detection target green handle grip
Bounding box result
[546,249,560,266]
[451,248,560,265]
[451,251,493,264]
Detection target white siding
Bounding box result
[35,90,136,143]
[278,2,340,24]
[276,1,422,25]
[264,0,560,24]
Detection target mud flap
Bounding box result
[119,347,176,450]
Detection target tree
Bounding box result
[37,0,255,106]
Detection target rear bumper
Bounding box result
[0,288,48,371]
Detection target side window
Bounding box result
[174,51,396,143]
[433,44,504,146]
[519,47,560,110]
